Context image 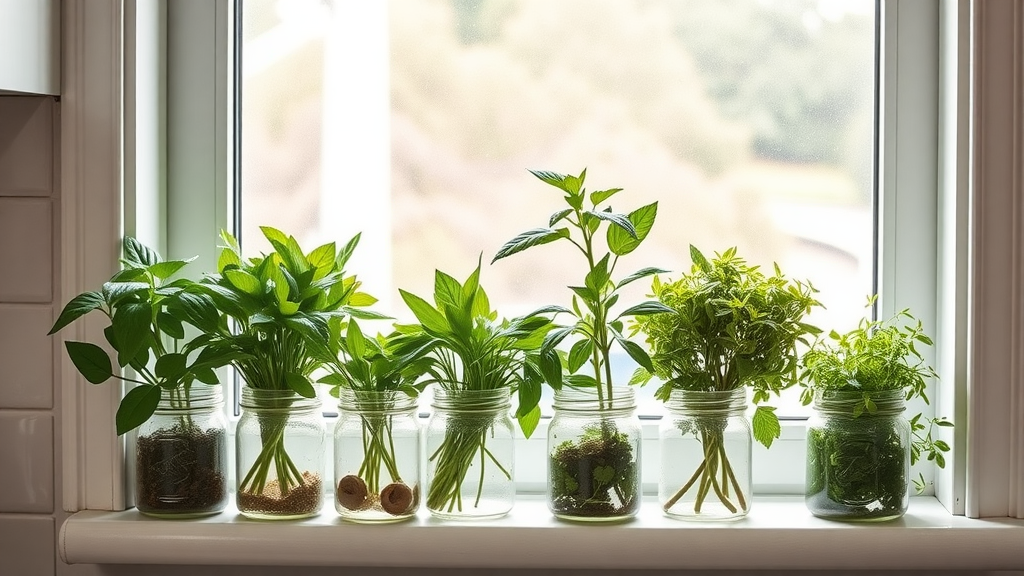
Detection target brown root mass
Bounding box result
[237,472,322,516]
[135,425,227,515]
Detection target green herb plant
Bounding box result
[492,169,672,519]
[632,246,822,516]
[318,319,433,518]
[200,227,381,514]
[799,297,952,519]
[391,260,553,516]
[50,237,243,434]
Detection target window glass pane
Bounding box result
[240,0,877,417]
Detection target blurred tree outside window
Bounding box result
[240,0,877,417]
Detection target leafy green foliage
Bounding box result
[50,237,243,435]
[389,260,553,436]
[799,298,953,499]
[798,300,951,470]
[201,227,379,397]
[632,245,822,448]
[492,168,670,407]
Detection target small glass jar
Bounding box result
[805,389,910,521]
[334,389,421,522]
[236,388,326,520]
[133,385,229,517]
[659,388,751,521]
[425,388,515,520]
[548,386,641,522]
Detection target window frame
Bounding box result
[57,0,1021,521]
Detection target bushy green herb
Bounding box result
[201,227,381,501]
[50,237,244,435]
[799,298,952,502]
[493,168,670,518]
[390,260,553,514]
[632,245,821,514]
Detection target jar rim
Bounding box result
[812,388,907,415]
[337,388,418,413]
[430,387,511,411]
[239,387,322,410]
[552,386,636,413]
[154,384,224,412]
[664,387,746,415]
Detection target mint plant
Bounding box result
[632,245,822,515]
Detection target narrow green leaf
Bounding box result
[285,372,316,398]
[65,341,113,384]
[336,233,361,270]
[347,319,366,360]
[529,169,572,192]
[116,385,162,435]
[112,302,152,368]
[584,254,611,295]
[218,246,241,272]
[148,258,195,280]
[399,290,450,334]
[517,404,542,440]
[615,336,654,372]
[617,267,670,290]
[259,226,289,247]
[49,291,105,334]
[567,339,594,374]
[539,348,563,389]
[590,188,623,206]
[492,228,570,262]
[549,208,573,227]
[690,245,713,273]
[616,300,675,319]
[585,210,636,238]
[223,269,262,296]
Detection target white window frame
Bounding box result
[58,0,1022,527]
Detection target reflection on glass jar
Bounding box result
[806,389,910,521]
[236,388,326,520]
[334,389,421,522]
[660,388,751,520]
[425,389,515,520]
[133,385,229,517]
[548,387,641,522]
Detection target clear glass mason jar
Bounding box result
[236,388,326,520]
[805,389,910,521]
[132,385,229,517]
[548,387,641,522]
[659,388,751,521]
[334,389,421,522]
[425,388,515,520]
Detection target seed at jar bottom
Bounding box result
[380,482,414,515]
[337,475,370,510]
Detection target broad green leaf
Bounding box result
[65,341,113,384]
[584,254,611,295]
[347,319,366,360]
[616,267,670,290]
[585,210,636,238]
[567,339,593,374]
[116,385,162,435]
[278,300,300,316]
[590,188,623,206]
[306,242,336,280]
[123,237,160,267]
[259,226,289,247]
[102,281,149,307]
[49,291,105,334]
[148,258,195,280]
[156,311,185,339]
[517,404,542,439]
[529,169,571,192]
[112,302,152,368]
[539,348,562,389]
[399,290,450,335]
[348,292,378,307]
[110,268,147,282]
[527,304,573,316]
[217,247,241,272]
[615,336,654,372]
[541,325,574,354]
[224,269,262,296]
[608,202,658,256]
[219,229,241,253]
[318,373,348,386]
[171,291,222,334]
[492,228,569,262]
[516,377,542,419]
[285,372,316,398]
[154,352,187,381]
[752,405,782,448]
[433,270,463,309]
[192,367,218,384]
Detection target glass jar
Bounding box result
[132,385,229,518]
[425,388,515,520]
[805,389,910,521]
[334,389,421,522]
[659,388,751,521]
[548,386,641,522]
[236,388,326,520]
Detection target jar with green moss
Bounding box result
[805,389,910,521]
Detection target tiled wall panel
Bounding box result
[0,305,54,408]
[0,515,54,575]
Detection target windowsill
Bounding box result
[59,496,1024,570]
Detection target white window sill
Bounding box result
[59,496,1024,570]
